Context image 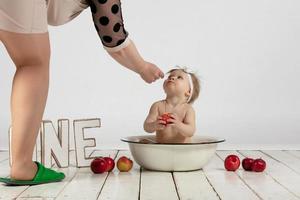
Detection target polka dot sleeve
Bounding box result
[88,0,130,52]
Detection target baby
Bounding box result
[143,66,200,143]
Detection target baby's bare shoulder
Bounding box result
[152,100,164,107]
[149,100,164,111]
[184,104,195,115]
[151,100,165,114]
[185,103,193,110]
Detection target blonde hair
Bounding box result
[166,66,201,104]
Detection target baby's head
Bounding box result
[163,66,200,104]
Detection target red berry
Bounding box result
[224,154,240,171]
[252,158,266,172]
[103,157,115,172]
[242,158,255,171]
[90,158,108,174]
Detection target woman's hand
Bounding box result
[106,39,164,83]
[139,61,164,83]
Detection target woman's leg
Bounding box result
[0,30,50,180]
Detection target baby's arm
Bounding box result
[144,102,166,133]
[176,106,196,137]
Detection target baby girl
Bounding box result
[143,66,200,143]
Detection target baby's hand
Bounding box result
[139,61,164,83]
[154,116,167,131]
[166,113,181,129]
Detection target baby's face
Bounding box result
[163,70,191,98]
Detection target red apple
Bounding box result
[224,154,240,171]
[117,156,133,172]
[161,113,172,124]
[242,157,255,171]
[252,158,266,172]
[103,156,115,172]
[90,157,108,174]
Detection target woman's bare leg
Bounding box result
[0,30,50,180]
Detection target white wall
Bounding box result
[0,0,299,150]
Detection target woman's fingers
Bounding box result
[159,71,164,79]
[141,61,164,83]
[155,69,164,79]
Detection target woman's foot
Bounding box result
[10,161,38,180]
[1,161,65,186]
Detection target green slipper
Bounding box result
[0,161,65,186]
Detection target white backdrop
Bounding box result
[0,0,299,150]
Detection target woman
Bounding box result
[0,0,164,185]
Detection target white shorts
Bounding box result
[0,0,89,33]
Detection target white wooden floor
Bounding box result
[0,150,300,200]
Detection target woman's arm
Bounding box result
[107,39,164,83]
[88,0,164,83]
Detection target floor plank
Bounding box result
[55,150,118,200]
[262,150,300,174]
[173,170,220,200]
[97,150,140,200]
[217,150,299,200]
[140,168,179,200]
[16,198,54,200]
[17,166,78,199]
[1,150,300,200]
[17,151,78,199]
[0,159,31,199]
[202,153,260,200]
[286,150,300,160]
[239,150,300,198]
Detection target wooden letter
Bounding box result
[73,118,101,167]
[41,119,70,168]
